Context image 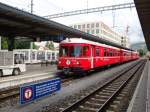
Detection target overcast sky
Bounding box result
[0,0,145,44]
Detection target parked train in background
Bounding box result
[57,38,139,75]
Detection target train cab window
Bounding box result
[70,46,82,57]
[104,48,107,56]
[59,46,69,57]
[96,48,100,56]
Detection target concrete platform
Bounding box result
[0,60,138,112]
[0,64,57,89]
[127,59,149,112]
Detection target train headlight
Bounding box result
[76,61,80,65]
[58,61,61,64]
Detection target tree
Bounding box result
[45,41,54,50]
[14,40,30,49]
[1,37,37,49]
[1,37,8,49]
[137,49,146,57]
[32,42,37,49]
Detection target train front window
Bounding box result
[60,46,69,57]
[70,46,82,57]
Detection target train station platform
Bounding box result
[127,59,150,112]
[0,64,57,90]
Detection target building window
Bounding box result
[91,30,94,34]
[74,25,77,29]
[96,23,99,27]
[87,24,90,28]
[96,48,99,56]
[91,23,94,28]
[78,25,81,29]
[96,29,99,34]
[87,30,90,33]
[82,24,85,28]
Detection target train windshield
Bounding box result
[70,46,82,57]
[60,45,89,57]
[59,46,69,57]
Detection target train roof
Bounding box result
[61,38,122,50]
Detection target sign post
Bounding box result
[20,78,61,104]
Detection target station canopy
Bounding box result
[0,2,131,50]
[134,0,150,51]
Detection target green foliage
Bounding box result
[1,37,38,49]
[32,42,37,49]
[15,40,30,49]
[45,41,54,50]
[137,49,146,57]
[1,37,8,49]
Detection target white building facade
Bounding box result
[70,21,130,48]
[121,35,130,48]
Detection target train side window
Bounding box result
[107,49,110,56]
[96,48,99,56]
[110,50,112,56]
[104,48,107,56]
[83,46,89,56]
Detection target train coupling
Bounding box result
[63,67,71,74]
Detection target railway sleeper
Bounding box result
[95,94,110,97]
[116,96,124,100]
[78,105,99,112]
[83,102,101,108]
[87,99,105,104]
[90,98,106,104]
[85,101,102,106]
[113,100,121,105]
[102,90,114,93]
[104,88,117,91]
[94,95,110,100]
[107,85,120,88]
[106,110,115,112]
[99,92,112,96]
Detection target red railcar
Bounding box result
[57,38,139,75]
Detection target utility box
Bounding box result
[0,51,14,66]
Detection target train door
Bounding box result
[90,46,94,69]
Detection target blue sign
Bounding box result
[20,78,61,104]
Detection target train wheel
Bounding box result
[13,68,21,75]
[0,70,3,77]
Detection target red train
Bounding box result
[57,38,139,75]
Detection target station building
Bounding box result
[69,21,130,48]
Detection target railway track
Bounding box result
[0,60,144,105]
[0,76,75,102]
[61,60,146,112]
